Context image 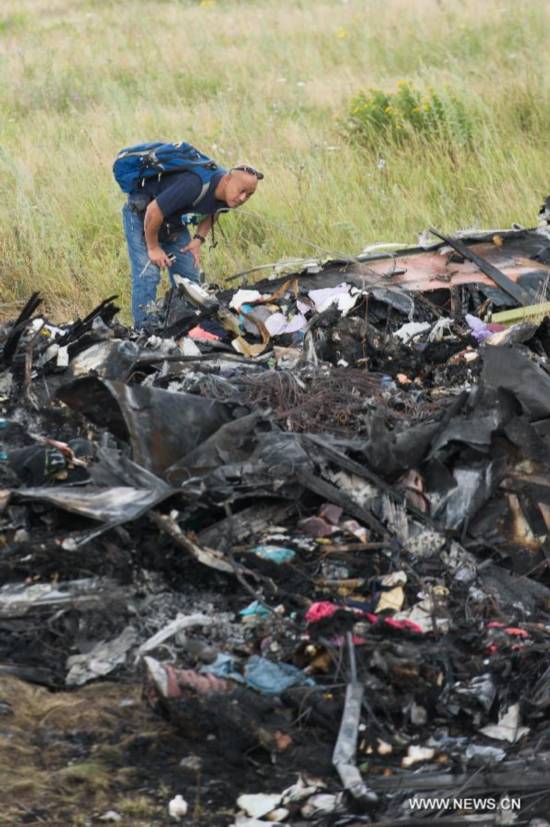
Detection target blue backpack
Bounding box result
[113,141,226,203]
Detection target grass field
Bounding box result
[0,675,192,826]
[0,0,549,321]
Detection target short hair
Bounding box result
[231,165,264,180]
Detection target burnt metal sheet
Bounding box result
[14,484,173,524]
[250,229,550,302]
[57,377,234,476]
[429,228,532,306]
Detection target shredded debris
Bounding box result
[2,214,550,824]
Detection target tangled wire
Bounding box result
[199,368,442,435]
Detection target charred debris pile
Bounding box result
[3,216,550,824]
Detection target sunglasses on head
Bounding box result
[232,165,265,180]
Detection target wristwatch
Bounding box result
[194,233,206,244]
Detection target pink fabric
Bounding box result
[503,627,529,637]
[382,617,424,634]
[188,325,220,341]
[305,602,424,635]
[487,622,529,637]
[305,602,339,623]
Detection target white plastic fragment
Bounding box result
[393,321,431,344]
[480,703,530,743]
[56,345,69,367]
[99,812,122,823]
[39,343,59,366]
[308,283,357,314]
[281,773,324,803]
[264,312,307,336]
[134,612,212,663]
[377,738,393,755]
[300,793,340,817]
[401,745,436,767]
[31,318,45,332]
[428,317,454,341]
[237,793,282,818]
[65,625,138,686]
[173,275,217,309]
[264,808,289,822]
[229,289,264,310]
[180,337,202,356]
[337,290,359,315]
[168,794,189,819]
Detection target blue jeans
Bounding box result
[122,203,201,328]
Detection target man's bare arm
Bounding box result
[180,214,214,267]
[144,200,171,268]
[196,214,213,238]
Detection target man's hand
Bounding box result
[147,246,172,269]
[180,237,203,268]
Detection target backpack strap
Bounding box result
[192,181,211,207]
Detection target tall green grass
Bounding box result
[0,0,549,320]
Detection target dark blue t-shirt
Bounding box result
[141,170,227,224]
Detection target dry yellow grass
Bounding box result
[0,676,166,826]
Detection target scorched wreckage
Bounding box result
[2,204,550,825]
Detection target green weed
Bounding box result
[346,82,476,148]
[0,13,29,33]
